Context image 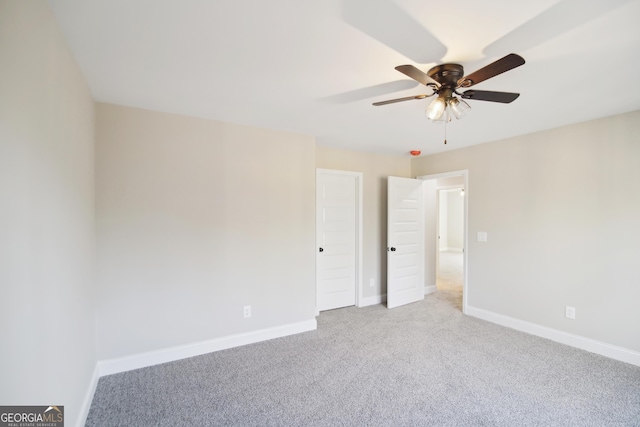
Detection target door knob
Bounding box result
[319,247,324,252]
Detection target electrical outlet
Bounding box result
[243,305,251,318]
[565,306,575,320]
[369,278,375,288]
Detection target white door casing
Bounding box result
[423,179,438,295]
[387,176,425,309]
[316,169,362,312]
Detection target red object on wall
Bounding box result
[410,150,421,157]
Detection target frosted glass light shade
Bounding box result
[449,97,471,119]
[433,106,449,123]
[425,97,446,120]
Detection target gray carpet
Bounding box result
[86,293,640,426]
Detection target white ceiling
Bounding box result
[49,0,640,156]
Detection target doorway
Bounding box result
[437,187,464,310]
[417,171,468,313]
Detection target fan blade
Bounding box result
[458,54,525,88]
[373,94,428,106]
[461,90,520,103]
[395,65,441,87]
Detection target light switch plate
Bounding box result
[477,231,488,242]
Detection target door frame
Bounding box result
[315,168,363,314]
[417,170,469,314]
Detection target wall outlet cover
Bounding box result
[565,306,576,320]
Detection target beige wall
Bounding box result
[316,146,411,299]
[96,103,316,359]
[412,111,640,352]
[0,2,96,426]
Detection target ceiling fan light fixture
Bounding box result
[375,54,525,130]
[449,97,471,120]
[425,96,446,120]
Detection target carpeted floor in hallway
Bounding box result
[436,250,463,310]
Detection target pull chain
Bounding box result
[444,114,448,145]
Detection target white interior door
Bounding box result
[387,176,425,309]
[317,170,357,311]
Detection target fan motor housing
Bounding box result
[428,63,464,86]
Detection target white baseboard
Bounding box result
[466,305,640,367]
[424,285,437,295]
[359,294,386,307]
[77,364,99,427]
[98,319,317,377]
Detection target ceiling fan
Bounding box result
[373,53,525,122]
